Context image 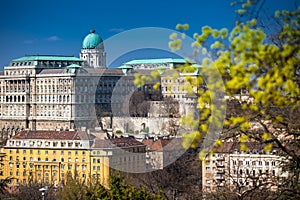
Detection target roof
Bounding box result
[84,68,123,75]
[92,137,145,149]
[12,55,83,62]
[142,139,172,151]
[39,69,65,74]
[82,30,103,49]
[213,142,281,153]
[125,58,186,65]
[11,130,83,140]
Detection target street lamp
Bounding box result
[39,187,48,200]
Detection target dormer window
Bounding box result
[68,142,73,147]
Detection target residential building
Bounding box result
[142,138,185,170]
[202,142,288,192]
[0,130,146,189]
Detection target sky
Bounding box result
[0,0,297,70]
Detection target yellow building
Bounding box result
[0,130,146,189]
[0,130,90,189]
[90,137,146,187]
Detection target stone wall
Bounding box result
[107,116,180,135]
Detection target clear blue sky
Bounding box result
[0,0,296,69]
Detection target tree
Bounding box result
[125,148,203,200]
[135,0,300,198]
[168,1,300,198]
[129,91,150,117]
[160,97,180,136]
[0,177,10,195]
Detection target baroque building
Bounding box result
[80,30,106,68]
[0,130,146,189]
[202,142,288,192]
[0,29,201,138]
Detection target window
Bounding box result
[265,161,269,166]
[271,161,276,166]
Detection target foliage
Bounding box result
[135,0,300,198]
[56,174,164,200]
[125,148,203,200]
[115,130,123,134]
[108,174,164,200]
[0,177,11,194]
[58,175,86,200]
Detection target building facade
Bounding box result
[0,130,146,189]
[0,29,202,137]
[202,142,288,192]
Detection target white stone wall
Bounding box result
[110,116,179,135]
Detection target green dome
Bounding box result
[82,29,103,49]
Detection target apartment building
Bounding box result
[0,130,146,189]
[202,142,288,192]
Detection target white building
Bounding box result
[202,142,288,192]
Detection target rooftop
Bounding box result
[12,55,83,62]
[125,58,186,65]
[92,137,145,149]
[11,130,83,140]
[142,139,172,151]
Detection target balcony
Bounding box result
[216,157,225,161]
[216,168,225,174]
[216,162,225,168]
[215,175,225,180]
